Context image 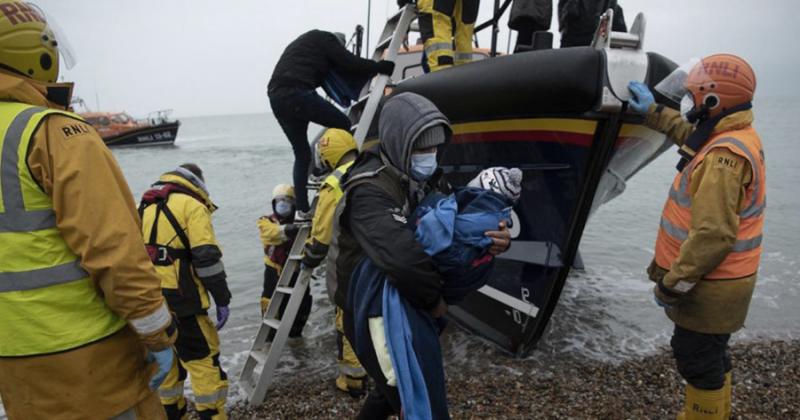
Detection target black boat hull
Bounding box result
[369,47,678,355]
[103,121,180,147]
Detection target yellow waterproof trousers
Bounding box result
[159,315,228,420]
[335,306,367,394]
[418,0,480,71]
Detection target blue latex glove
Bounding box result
[215,306,230,330]
[627,81,655,114]
[146,348,174,390]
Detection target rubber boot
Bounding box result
[336,373,368,398]
[677,383,727,420]
[723,372,732,419]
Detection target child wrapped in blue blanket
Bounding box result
[414,166,522,304]
[350,167,522,420]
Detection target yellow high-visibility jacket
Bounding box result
[140,171,231,317]
[0,69,174,419]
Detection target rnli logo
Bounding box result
[703,61,740,79]
[61,124,91,139]
[0,2,45,25]
[717,156,738,169]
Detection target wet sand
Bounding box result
[225,339,799,419]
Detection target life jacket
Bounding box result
[327,153,412,308]
[138,182,205,316]
[0,102,126,356]
[655,126,766,280]
[323,160,355,201]
[138,182,203,266]
[265,213,293,272]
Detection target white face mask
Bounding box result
[410,152,438,181]
[680,93,695,122]
[275,201,293,217]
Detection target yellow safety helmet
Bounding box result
[318,128,357,170]
[272,183,295,202]
[0,1,67,83]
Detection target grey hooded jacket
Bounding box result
[328,92,451,311]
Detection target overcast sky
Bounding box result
[38,0,798,118]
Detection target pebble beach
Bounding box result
[222,339,799,419]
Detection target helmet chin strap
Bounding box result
[685,104,709,124]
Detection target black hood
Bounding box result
[378,92,451,176]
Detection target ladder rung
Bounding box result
[249,349,267,366]
[387,8,403,24]
[375,36,392,51]
[275,286,293,295]
[263,318,281,330]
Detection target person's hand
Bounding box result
[376,60,395,76]
[627,81,655,114]
[283,223,300,240]
[486,220,511,256]
[146,348,174,390]
[653,283,680,308]
[215,306,230,330]
[429,298,448,318]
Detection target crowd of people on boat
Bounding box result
[0,0,765,420]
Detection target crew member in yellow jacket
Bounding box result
[629,54,764,420]
[406,0,480,72]
[140,164,233,420]
[301,128,368,396]
[0,2,176,418]
[256,183,311,337]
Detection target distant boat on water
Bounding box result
[71,97,180,147]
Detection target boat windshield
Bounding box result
[110,113,133,124]
[85,116,111,126]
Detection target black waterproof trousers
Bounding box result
[269,88,351,212]
[670,324,732,390]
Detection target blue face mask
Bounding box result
[410,152,438,181]
[275,201,293,217]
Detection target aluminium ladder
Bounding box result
[239,5,416,406]
[352,3,417,147]
[238,224,313,405]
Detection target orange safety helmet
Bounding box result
[656,54,756,121]
[686,54,756,118]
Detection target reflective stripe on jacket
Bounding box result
[309,160,355,251]
[0,102,125,356]
[655,127,766,280]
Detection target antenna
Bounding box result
[366,0,371,58]
[94,82,100,110]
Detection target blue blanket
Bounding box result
[415,187,512,304]
[350,187,512,419]
[349,258,448,420]
[321,69,368,108]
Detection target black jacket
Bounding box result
[334,151,444,311]
[509,0,553,32]
[330,93,452,312]
[268,30,381,94]
[558,0,627,48]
